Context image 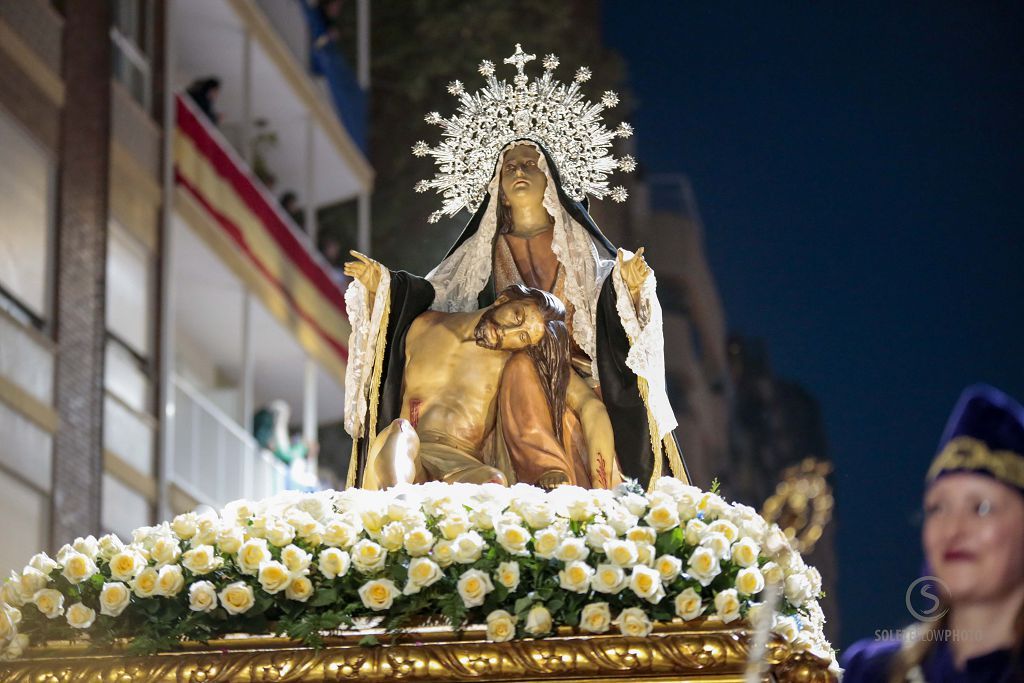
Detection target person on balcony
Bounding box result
[185,77,221,125]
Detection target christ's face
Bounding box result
[474,296,546,351]
[500,144,547,210]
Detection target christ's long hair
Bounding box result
[498,284,571,441]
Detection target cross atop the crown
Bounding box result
[504,44,536,76]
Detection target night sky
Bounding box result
[602,2,1024,647]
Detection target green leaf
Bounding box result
[309,587,339,607]
[359,635,380,647]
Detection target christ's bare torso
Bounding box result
[400,310,510,453]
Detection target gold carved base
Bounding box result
[0,622,836,682]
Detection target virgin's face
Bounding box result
[499,144,547,210]
[923,473,1024,606]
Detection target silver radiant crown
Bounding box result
[413,44,636,223]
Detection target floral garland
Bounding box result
[0,478,834,666]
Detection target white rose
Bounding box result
[286,576,314,602]
[457,569,494,608]
[605,506,639,536]
[403,557,443,595]
[218,581,255,615]
[524,604,553,635]
[379,521,406,551]
[99,582,131,617]
[495,523,531,555]
[323,520,360,548]
[585,523,617,551]
[628,565,665,603]
[700,532,731,561]
[654,554,683,583]
[171,513,198,540]
[644,503,680,532]
[265,519,296,547]
[675,587,705,620]
[784,573,813,607]
[360,508,386,536]
[216,526,245,555]
[188,581,218,612]
[0,603,19,638]
[554,537,589,563]
[533,527,562,559]
[736,567,766,596]
[72,536,100,560]
[614,607,652,637]
[358,578,400,610]
[677,491,700,521]
[156,565,185,597]
[108,551,145,582]
[494,561,520,590]
[566,496,598,522]
[558,561,594,593]
[521,502,555,529]
[286,510,320,541]
[485,609,516,642]
[591,564,627,594]
[236,538,272,576]
[625,527,657,546]
[580,602,612,633]
[182,545,222,576]
[619,493,649,517]
[686,547,721,587]
[603,539,639,568]
[697,492,728,519]
[28,553,60,575]
[636,543,656,567]
[150,536,182,567]
[762,561,785,586]
[61,552,98,585]
[318,548,351,579]
[731,537,760,568]
[258,561,293,594]
[684,519,707,545]
[132,567,160,598]
[453,531,485,564]
[438,513,471,540]
[281,545,313,575]
[5,633,29,658]
[17,567,49,602]
[773,615,800,642]
[32,588,64,619]
[65,602,96,629]
[351,539,388,573]
[193,514,221,545]
[764,525,789,555]
[714,588,741,623]
[432,539,456,567]
[805,566,823,596]
[404,527,435,556]
[706,519,739,543]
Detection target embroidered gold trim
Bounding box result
[927,436,1024,489]
[346,291,393,490]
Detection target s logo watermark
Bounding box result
[905,576,948,622]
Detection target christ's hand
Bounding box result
[343,250,384,298]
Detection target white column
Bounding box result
[304,115,317,242]
[356,0,370,89]
[239,293,255,429]
[241,28,253,165]
[302,358,318,477]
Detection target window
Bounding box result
[111,0,154,110]
[106,222,154,357]
[0,110,53,325]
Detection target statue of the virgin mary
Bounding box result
[344,45,689,491]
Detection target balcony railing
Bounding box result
[171,375,287,507]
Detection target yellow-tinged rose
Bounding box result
[0,605,18,639]
[360,509,386,535]
[132,567,159,598]
[182,545,222,575]
[188,581,218,612]
[494,561,520,590]
[674,587,704,620]
[714,588,741,623]
[404,557,442,594]
[432,539,456,567]
[28,552,60,574]
[17,567,49,602]
[358,578,399,610]
[707,519,739,543]
[533,527,562,559]
[351,539,387,573]
[496,523,531,555]
[61,552,98,585]
[580,602,612,633]
[216,527,245,555]
[762,561,785,586]
[285,576,314,602]
[257,561,292,594]
[456,569,494,608]
[453,531,485,564]
[218,581,255,615]
[625,527,657,546]
[281,545,312,574]
[485,609,516,642]
[317,548,351,579]
[99,582,131,617]
[684,519,707,545]
[236,538,271,576]
[156,565,185,597]
[628,565,664,603]
[323,520,359,548]
[558,561,593,593]
[65,602,96,629]
[554,537,589,563]
[521,501,555,529]
[654,554,683,583]
[614,607,652,637]
[736,567,765,596]
[636,543,656,567]
[403,527,435,556]
[150,536,182,567]
[193,515,220,545]
[108,551,145,581]
[524,604,552,635]
[171,513,197,540]
[32,588,64,619]
[265,519,296,547]
[700,532,731,560]
[644,503,680,532]
[378,521,406,551]
[585,523,616,551]
[687,547,721,587]
[603,539,639,568]
[438,513,470,540]
[591,563,627,594]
